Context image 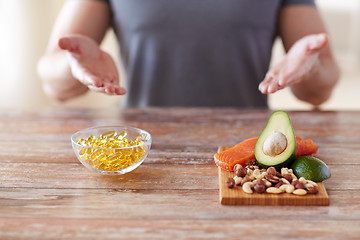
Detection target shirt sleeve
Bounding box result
[282,0,315,6]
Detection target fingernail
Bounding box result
[268,86,274,93]
[95,82,103,88]
[58,38,69,49]
[119,88,126,95]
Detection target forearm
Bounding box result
[37,51,88,101]
[277,6,340,106]
[290,56,340,106]
[37,0,112,101]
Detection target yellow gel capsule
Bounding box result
[77,130,146,171]
[102,130,117,138]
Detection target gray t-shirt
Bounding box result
[99,0,315,108]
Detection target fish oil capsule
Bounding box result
[102,130,117,138]
[77,130,146,171]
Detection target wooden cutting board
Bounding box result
[217,146,330,206]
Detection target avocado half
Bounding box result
[255,111,296,168]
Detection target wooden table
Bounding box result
[0,107,359,239]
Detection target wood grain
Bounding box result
[0,108,359,239]
[0,163,358,190]
[1,218,360,240]
[1,188,359,220]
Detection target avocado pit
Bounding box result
[262,131,287,156]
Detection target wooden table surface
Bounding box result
[0,107,359,239]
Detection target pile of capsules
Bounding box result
[76,130,146,171]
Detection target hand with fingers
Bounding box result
[58,34,126,96]
[259,33,328,94]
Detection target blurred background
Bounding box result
[0,0,359,110]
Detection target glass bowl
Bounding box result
[71,126,152,175]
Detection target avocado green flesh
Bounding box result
[255,111,296,168]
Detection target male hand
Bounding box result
[58,34,126,95]
[259,33,328,94]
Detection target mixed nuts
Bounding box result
[226,164,319,195]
